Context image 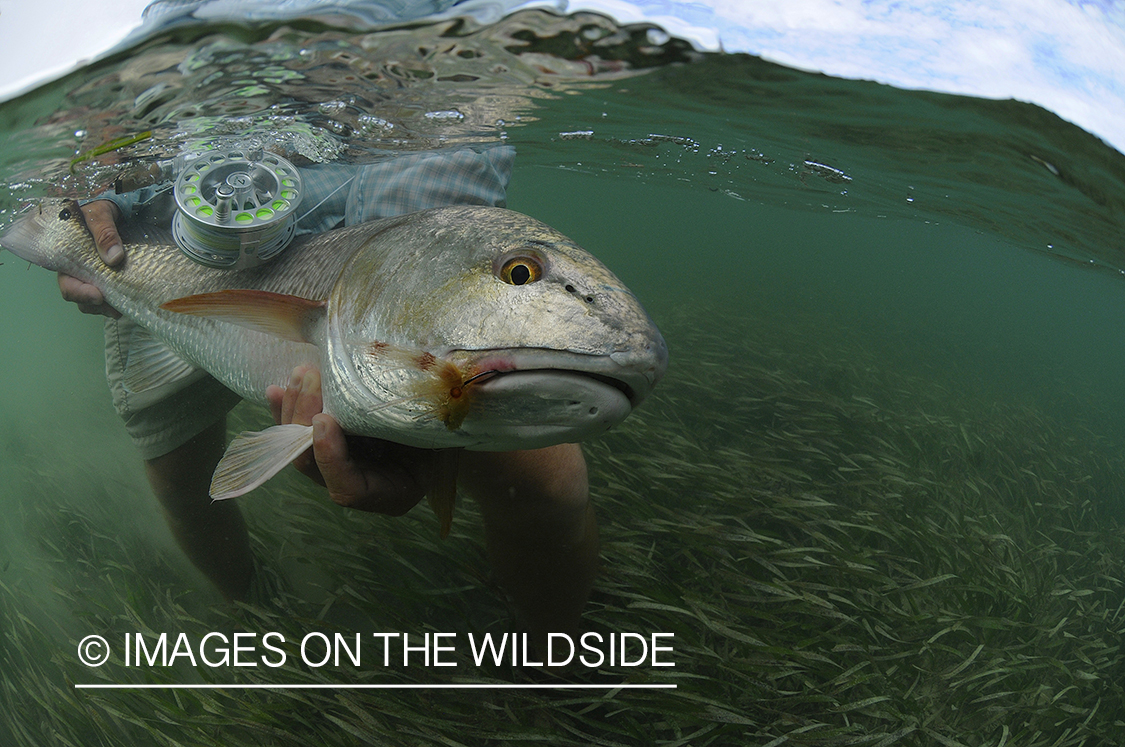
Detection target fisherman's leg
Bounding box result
[144,416,254,601]
[106,317,251,600]
[460,445,598,649]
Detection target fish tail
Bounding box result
[0,199,89,272]
[0,210,48,266]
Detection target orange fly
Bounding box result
[366,341,498,430]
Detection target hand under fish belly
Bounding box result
[1,199,668,507]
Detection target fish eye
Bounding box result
[58,208,72,221]
[498,255,543,286]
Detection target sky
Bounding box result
[0,0,149,98]
[0,0,1123,153]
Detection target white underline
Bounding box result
[75,683,676,690]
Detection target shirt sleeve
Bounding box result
[81,182,178,226]
[344,145,515,225]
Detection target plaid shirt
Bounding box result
[102,145,515,234]
[297,145,514,233]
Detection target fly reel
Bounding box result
[172,149,303,269]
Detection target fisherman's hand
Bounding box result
[57,199,124,318]
[267,366,433,515]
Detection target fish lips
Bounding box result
[456,343,666,409]
[449,343,667,450]
[458,369,633,450]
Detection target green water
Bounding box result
[2,10,1124,746]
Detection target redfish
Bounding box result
[2,200,667,532]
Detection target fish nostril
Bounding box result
[563,282,594,303]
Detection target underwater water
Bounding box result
[2,7,1125,746]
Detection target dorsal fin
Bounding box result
[161,289,325,343]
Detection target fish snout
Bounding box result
[0,203,49,265]
[608,329,669,406]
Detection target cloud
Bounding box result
[658,0,1125,150]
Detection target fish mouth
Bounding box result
[451,368,635,451]
[569,369,638,404]
[451,344,666,410]
[467,367,639,406]
[442,346,666,451]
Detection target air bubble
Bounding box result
[358,114,394,132]
[318,100,348,115]
[424,110,465,122]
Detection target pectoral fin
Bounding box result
[427,449,461,539]
[162,289,325,343]
[119,321,203,395]
[210,424,315,500]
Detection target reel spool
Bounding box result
[172,149,303,269]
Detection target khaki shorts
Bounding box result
[104,317,242,461]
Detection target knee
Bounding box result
[533,443,589,511]
[143,420,228,515]
[461,443,589,513]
